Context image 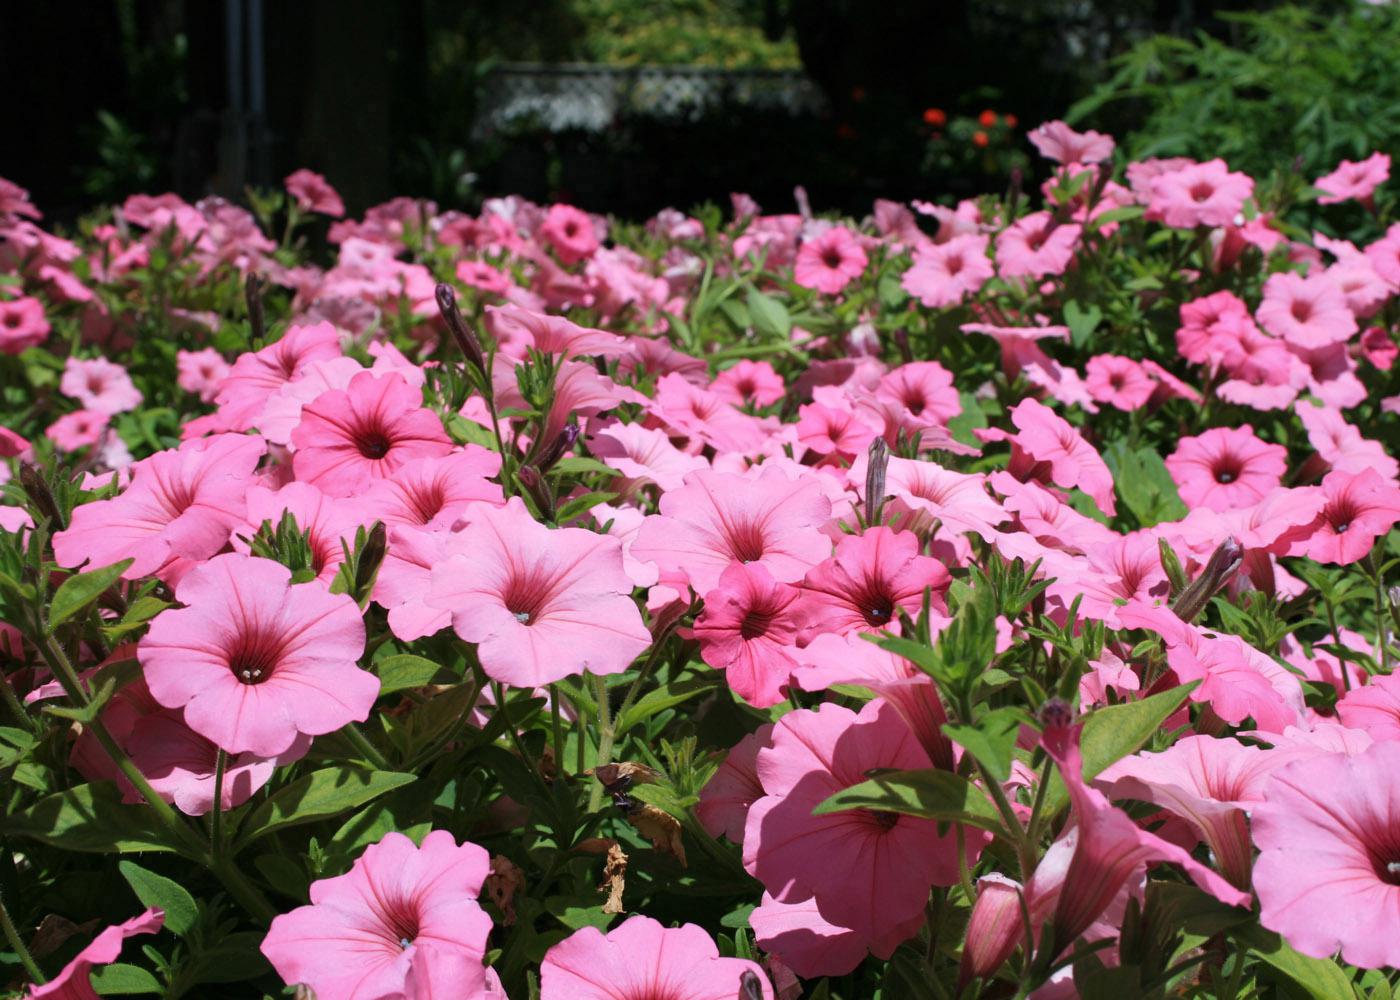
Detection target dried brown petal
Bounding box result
[485,854,526,926]
[628,803,687,867]
[599,842,628,915]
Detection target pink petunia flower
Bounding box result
[744,700,973,948]
[795,401,881,457]
[690,562,804,708]
[875,361,961,429]
[428,498,651,687]
[632,466,833,595]
[795,526,949,640]
[541,915,772,1000]
[647,372,771,455]
[262,830,493,998]
[1314,152,1390,206]
[0,296,50,354]
[999,397,1116,516]
[53,433,267,579]
[1146,159,1253,229]
[1364,222,1400,286]
[292,371,454,497]
[697,726,773,843]
[485,304,627,361]
[1176,290,1254,369]
[752,891,921,979]
[139,552,375,756]
[994,212,1080,279]
[1295,400,1399,479]
[1336,673,1400,742]
[1084,354,1155,411]
[372,524,454,642]
[588,422,709,494]
[794,226,868,295]
[901,234,993,307]
[1255,271,1358,349]
[59,357,142,415]
[538,204,601,265]
[1027,120,1115,165]
[176,348,231,402]
[1251,742,1400,968]
[213,321,344,430]
[27,909,164,1000]
[357,449,503,531]
[46,410,109,452]
[284,168,346,217]
[1165,425,1287,512]
[1281,467,1400,565]
[711,359,786,408]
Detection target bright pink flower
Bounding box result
[632,466,832,594]
[1364,222,1400,286]
[991,472,1116,553]
[744,700,972,946]
[1360,326,1398,369]
[1279,629,1370,697]
[711,359,786,407]
[588,421,708,493]
[214,321,343,429]
[795,527,948,640]
[485,304,626,361]
[1098,735,1299,889]
[1290,339,1367,410]
[0,176,41,220]
[456,258,512,295]
[902,234,992,307]
[238,481,371,586]
[176,348,231,402]
[794,401,880,457]
[1251,742,1400,968]
[53,433,266,579]
[690,562,803,708]
[46,410,109,452]
[541,915,772,1000]
[538,204,600,264]
[292,371,453,497]
[373,524,453,642]
[1215,321,1310,410]
[1337,673,1400,742]
[1003,397,1116,516]
[697,725,773,842]
[284,168,345,217]
[1295,400,1399,479]
[1165,425,1287,512]
[1035,713,1250,955]
[28,909,164,1000]
[1084,354,1155,411]
[957,875,1025,988]
[1027,120,1115,165]
[1256,271,1358,349]
[875,361,961,429]
[794,226,868,295]
[1284,467,1400,565]
[262,831,492,998]
[1146,159,1253,229]
[358,449,503,531]
[139,552,375,756]
[995,212,1080,279]
[1315,152,1390,205]
[60,357,142,414]
[0,296,49,354]
[1176,290,1253,368]
[647,372,772,454]
[429,498,651,687]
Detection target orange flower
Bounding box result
[978,110,998,128]
[972,130,990,148]
[922,107,947,127]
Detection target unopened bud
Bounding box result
[958,874,1026,988]
[1038,697,1074,732]
[865,437,889,526]
[354,521,387,596]
[738,969,765,1000]
[517,465,555,521]
[1171,536,1242,623]
[19,464,63,531]
[434,283,487,375]
[536,424,581,474]
[1388,585,1400,609]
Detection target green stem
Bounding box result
[491,682,539,777]
[548,683,565,771]
[210,749,227,859]
[0,669,35,734]
[0,880,43,985]
[340,721,392,771]
[1370,550,1391,676]
[588,672,616,812]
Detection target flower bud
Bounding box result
[865,437,889,526]
[1171,536,1242,623]
[958,874,1026,987]
[434,282,487,375]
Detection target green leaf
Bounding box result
[1042,682,1199,815]
[49,559,133,632]
[942,706,1025,783]
[185,930,273,984]
[616,675,716,733]
[1106,442,1188,527]
[1064,300,1104,350]
[234,767,417,851]
[555,491,618,524]
[1240,925,1356,1000]
[118,861,198,935]
[90,963,162,994]
[813,768,1005,833]
[374,654,453,696]
[7,783,177,855]
[549,456,617,479]
[745,287,791,340]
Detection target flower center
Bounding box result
[358,431,392,460]
[739,605,776,641]
[822,248,844,268]
[725,520,767,564]
[1213,458,1242,485]
[1189,182,1215,202]
[226,633,281,685]
[1290,299,1313,323]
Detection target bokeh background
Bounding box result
[2,0,1394,221]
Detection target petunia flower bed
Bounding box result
[0,123,1397,1000]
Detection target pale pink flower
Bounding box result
[794,401,881,456]
[429,498,651,687]
[588,422,708,493]
[59,357,142,414]
[1146,159,1253,229]
[538,204,600,264]
[1295,400,1399,479]
[1337,674,1400,742]
[697,726,774,843]
[995,212,1080,279]
[485,304,626,361]
[632,466,833,594]
[879,455,1006,542]
[53,433,266,579]
[1256,271,1358,349]
[1252,742,1400,968]
[214,321,343,429]
[1001,397,1116,516]
[901,234,992,307]
[1176,290,1254,368]
[176,348,231,402]
[795,526,949,639]
[46,410,109,452]
[744,700,973,948]
[27,909,164,1000]
[456,259,512,295]
[1084,354,1155,411]
[292,371,453,497]
[541,915,772,1000]
[373,525,454,642]
[140,552,374,755]
[1281,467,1400,565]
[1027,120,1115,165]
[711,359,786,407]
[1165,425,1287,512]
[752,891,920,978]
[794,226,868,295]
[1215,322,1310,410]
[285,168,345,217]
[1315,152,1390,205]
[262,831,492,998]
[690,562,803,708]
[875,361,961,429]
[1364,222,1400,286]
[358,449,503,531]
[0,296,49,354]
[991,472,1116,553]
